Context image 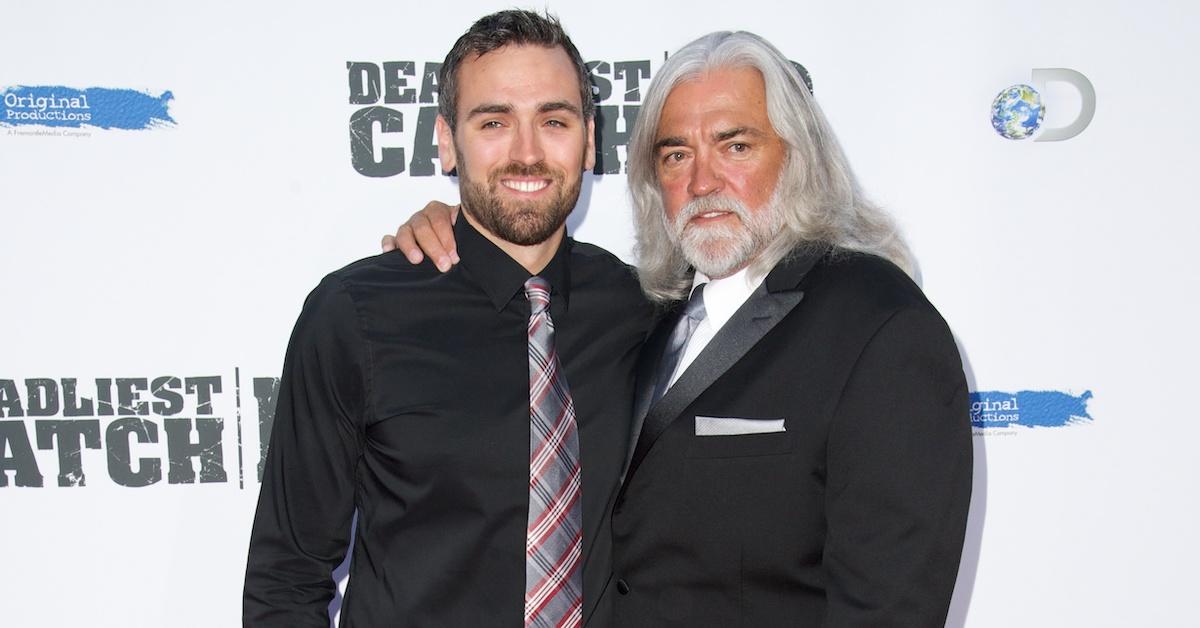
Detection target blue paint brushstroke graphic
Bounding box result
[2,86,174,130]
[970,390,1093,429]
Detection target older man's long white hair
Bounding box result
[629,31,914,302]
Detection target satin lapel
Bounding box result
[621,306,681,477]
[623,284,806,484]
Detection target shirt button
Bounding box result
[616,579,630,595]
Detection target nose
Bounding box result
[509,123,544,166]
[686,150,723,197]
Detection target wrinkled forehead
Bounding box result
[655,67,773,137]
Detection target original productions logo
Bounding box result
[990,68,1094,141]
[970,389,1094,434]
[2,86,175,136]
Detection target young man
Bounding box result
[244,12,652,627]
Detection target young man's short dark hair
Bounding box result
[438,9,595,132]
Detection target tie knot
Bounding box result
[525,276,551,315]
[684,283,707,322]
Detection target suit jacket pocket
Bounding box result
[686,417,793,459]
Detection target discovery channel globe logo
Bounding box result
[990,84,1043,140]
[989,68,1095,142]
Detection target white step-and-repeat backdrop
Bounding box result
[3,1,1197,626]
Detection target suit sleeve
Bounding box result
[243,275,368,627]
[822,305,973,627]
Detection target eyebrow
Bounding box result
[466,103,513,119]
[714,126,755,142]
[653,126,766,152]
[653,136,687,151]
[465,101,581,119]
[539,101,581,116]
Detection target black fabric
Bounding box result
[611,249,973,628]
[244,217,653,627]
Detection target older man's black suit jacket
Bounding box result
[605,247,973,628]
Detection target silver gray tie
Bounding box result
[650,283,707,404]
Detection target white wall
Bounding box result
[2,1,1197,626]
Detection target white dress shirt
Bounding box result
[665,266,767,388]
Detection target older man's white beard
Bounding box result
[669,193,784,279]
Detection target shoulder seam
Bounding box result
[326,273,373,448]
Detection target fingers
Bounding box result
[413,201,460,272]
[393,220,425,265]
[427,202,460,267]
[411,210,453,272]
[380,234,398,253]
[385,200,462,272]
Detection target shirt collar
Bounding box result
[692,265,765,332]
[455,215,571,313]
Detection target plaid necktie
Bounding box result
[523,276,583,628]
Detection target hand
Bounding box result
[381,201,461,272]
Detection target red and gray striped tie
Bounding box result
[523,276,583,628]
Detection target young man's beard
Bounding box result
[458,160,582,246]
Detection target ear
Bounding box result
[583,116,596,172]
[435,114,457,174]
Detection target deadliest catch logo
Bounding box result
[1,86,175,134]
[0,373,278,489]
[345,56,813,178]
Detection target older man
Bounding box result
[391,30,971,628]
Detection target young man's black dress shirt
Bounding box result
[244,217,654,627]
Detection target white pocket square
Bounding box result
[694,416,786,436]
